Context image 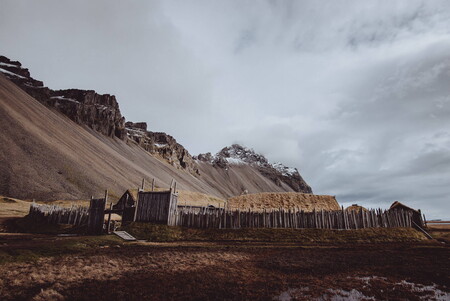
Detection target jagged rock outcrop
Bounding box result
[48,89,125,139]
[0,56,125,139]
[126,122,199,175]
[196,144,312,193]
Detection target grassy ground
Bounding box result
[0,219,447,300]
[0,196,32,218]
[427,223,450,244]
[0,234,123,265]
[0,237,448,301]
[122,222,428,244]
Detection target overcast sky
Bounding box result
[1,0,449,218]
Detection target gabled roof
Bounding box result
[389,201,419,213]
[123,189,137,202]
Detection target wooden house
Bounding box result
[113,189,137,211]
[113,188,178,224]
[389,201,423,227]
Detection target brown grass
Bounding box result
[0,196,32,218]
[427,223,450,243]
[0,241,247,300]
[228,192,340,211]
[0,238,448,301]
[177,190,227,207]
[122,222,428,243]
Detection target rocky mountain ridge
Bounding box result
[195,144,312,193]
[125,122,199,175]
[0,55,312,195]
[0,56,125,139]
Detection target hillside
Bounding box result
[0,55,313,202]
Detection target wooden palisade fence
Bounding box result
[27,192,107,235]
[26,177,424,233]
[169,207,420,230]
[28,202,89,226]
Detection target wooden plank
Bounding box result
[113,231,137,241]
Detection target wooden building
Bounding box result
[113,189,137,211]
[114,189,220,214]
[113,188,178,224]
[389,201,423,227]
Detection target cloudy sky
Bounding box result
[1,0,449,218]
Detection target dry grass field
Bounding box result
[0,234,449,301]
[427,222,450,244]
[0,196,32,217]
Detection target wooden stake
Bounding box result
[106,203,112,234]
[133,188,140,222]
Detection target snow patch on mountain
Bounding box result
[0,67,26,79]
[272,162,298,177]
[196,144,299,175]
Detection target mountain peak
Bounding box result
[195,144,312,193]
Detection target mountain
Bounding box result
[0,56,125,139]
[125,122,199,176]
[195,144,312,194]
[0,55,312,201]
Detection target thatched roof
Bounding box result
[228,192,340,211]
[389,201,419,213]
[346,204,368,212]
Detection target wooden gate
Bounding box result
[87,198,106,235]
[134,189,178,224]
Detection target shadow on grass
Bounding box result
[122,222,429,244]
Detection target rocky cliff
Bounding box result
[126,122,199,175]
[196,144,312,194]
[0,56,125,139]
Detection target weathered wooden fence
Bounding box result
[28,197,107,235]
[28,202,89,226]
[169,207,419,230]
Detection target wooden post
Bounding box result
[141,178,145,190]
[151,178,155,191]
[133,190,140,222]
[173,181,177,193]
[106,203,112,234]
